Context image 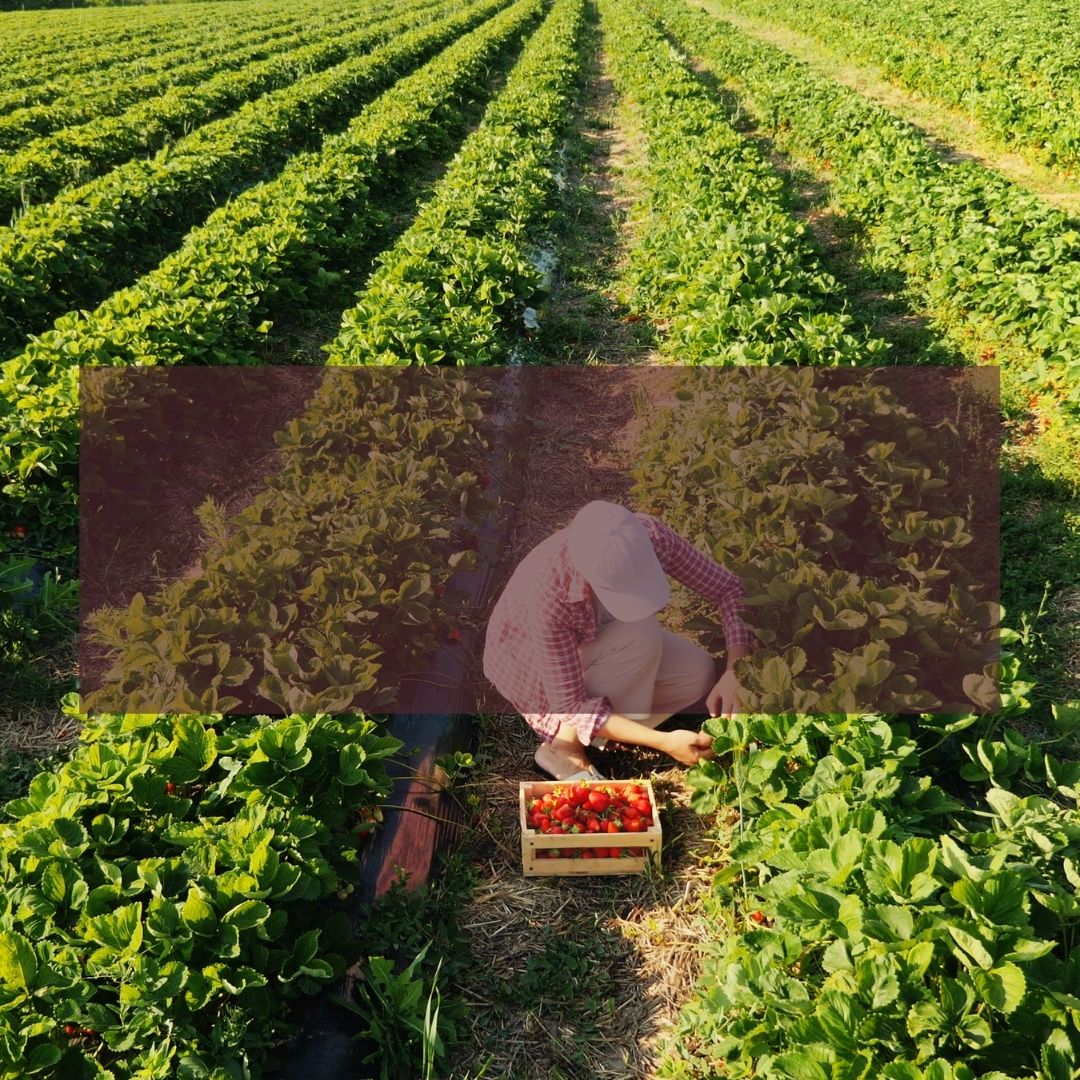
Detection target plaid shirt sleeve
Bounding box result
[640,514,754,652]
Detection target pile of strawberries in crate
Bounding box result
[525,780,655,859]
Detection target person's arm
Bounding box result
[641,514,754,716]
[707,641,752,718]
[595,712,715,766]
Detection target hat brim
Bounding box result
[592,575,670,622]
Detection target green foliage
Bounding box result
[0,0,432,219]
[0,701,401,1078]
[0,0,501,354]
[340,944,447,1080]
[0,0,540,564]
[661,707,1080,1079]
[598,0,888,366]
[84,369,489,714]
[326,0,585,366]
[712,0,1080,172]
[633,368,996,713]
[648,0,1080,415]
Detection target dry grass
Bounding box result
[444,714,727,1079]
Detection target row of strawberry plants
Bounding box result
[83,367,490,715]
[0,0,541,562]
[595,0,885,366]
[631,371,1079,1077]
[0,3,190,59]
[0,0,481,351]
[662,706,1080,1078]
[0,703,403,1078]
[0,0,273,58]
[326,0,584,367]
[0,0,370,152]
[632,368,997,715]
[0,0,307,102]
[707,0,1080,174]
[650,0,1080,415]
[0,0,442,219]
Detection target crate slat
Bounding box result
[519,779,662,877]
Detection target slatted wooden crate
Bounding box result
[519,779,662,876]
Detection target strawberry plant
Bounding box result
[0,699,402,1078]
[0,0,480,353]
[633,368,999,714]
[83,368,490,715]
[327,0,584,367]
[0,0,430,214]
[709,0,1080,173]
[0,0,540,567]
[647,0,1080,424]
[597,0,889,367]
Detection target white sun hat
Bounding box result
[566,501,670,622]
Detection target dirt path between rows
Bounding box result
[442,22,722,1080]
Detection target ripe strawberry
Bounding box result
[587,790,609,813]
[447,628,462,643]
[749,911,767,924]
[165,781,176,795]
[433,584,446,599]
[13,525,26,539]
[64,1025,76,1037]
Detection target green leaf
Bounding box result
[340,743,373,787]
[951,871,1028,926]
[181,887,216,936]
[947,925,994,970]
[1051,701,1080,734]
[0,930,37,990]
[25,1044,62,1074]
[85,903,143,957]
[771,1053,830,1080]
[222,900,271,931]
[972,962,1026,1014]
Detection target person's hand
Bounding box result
[663,728,716,766]
[707,667,742,718]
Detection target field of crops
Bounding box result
[1,0,1079,1075]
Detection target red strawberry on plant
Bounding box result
[447,628,462,643]
[13,525,26,538]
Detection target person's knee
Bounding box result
[626,616,664,662]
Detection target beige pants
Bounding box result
[579,616,716,748]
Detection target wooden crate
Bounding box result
[519,779,662,876]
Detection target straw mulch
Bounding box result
[441,364,730,1078]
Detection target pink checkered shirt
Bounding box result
[482,513,752,746]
